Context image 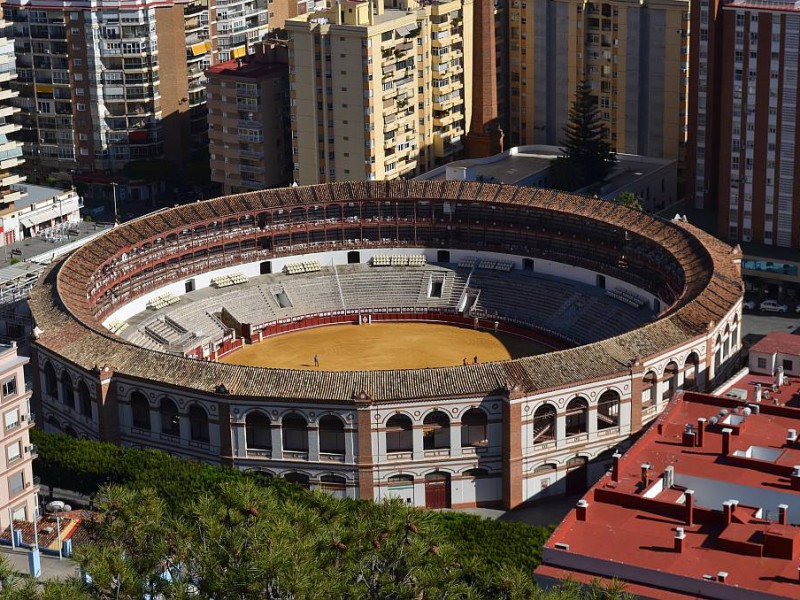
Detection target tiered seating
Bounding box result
[146,292,180,310]
[211,272,248,288]
[458,257,478,268]
[372,254,426,267]
[606,287,646,308]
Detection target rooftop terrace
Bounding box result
[537,389,800,599]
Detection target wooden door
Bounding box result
[424,473,450,509]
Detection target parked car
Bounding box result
[743,299,756,310]
[760,299,789,313]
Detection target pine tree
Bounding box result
[550,79,616,191]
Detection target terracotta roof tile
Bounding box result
[29,182,742,402]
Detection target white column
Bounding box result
[449,422,461,457]
[150,407,161,437]
[587,408,597,436]
[308,425,320,461]
[210,420,221,452]
[231,421,245,458]
[179,413,191,445]
[345,427,356,463]
[413,426,424,460]
[556,414,566,448]
[270,424,283,460]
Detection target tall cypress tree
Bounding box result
[550,79,617,191]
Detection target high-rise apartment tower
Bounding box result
[286,0,474,184]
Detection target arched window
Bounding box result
[284,472,310,488]
[532,404,556,443]
[44,363,57,398]
[160,398,180,436]
[189,405,209,443]
[714,334,722,373]
[61,371,75,409]
[78,381,92,419]
[642,371,658,408]
[319,415,345,455]
[663,362,679,401]
[684,353,700,389]
[565,398,588,437]
[461,408,488,448]
[423,411,450,450]
[130,391,150,431]
[597,390,620,430]
[245,411,271,451]
[386,414,412,453]
[282,413,308,452]
[320,474,347,498]
[723,324,731,359]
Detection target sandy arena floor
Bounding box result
[218,322,550,370]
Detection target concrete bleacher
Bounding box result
[119,262,654,355]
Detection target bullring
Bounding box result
[29,181,743,509]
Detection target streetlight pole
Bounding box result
[110,182,118,225]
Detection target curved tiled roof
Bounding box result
[29,181,743,402]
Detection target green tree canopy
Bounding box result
[549,79,616,192]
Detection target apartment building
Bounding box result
[212,0,269,63]
[184,0,213,157]
[286,0,474,184]
[0,16,24,212]
[207,42,292,193]
[689,0,800,250]
[3,1,195,180]
[507,0,689,160]
[0,343,37,528]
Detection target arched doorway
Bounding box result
[565,398,588,437]
[284,472,310,489]
[385,414,413,453]
[532,404,556,444]
[663,362,679,401]
[596,391,620,430]
[386,474,414,504]
[684,353,700,390]
[424,472,451,509]
[642,371,658,412]
[565,456,588,495]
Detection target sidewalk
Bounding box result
[0,545,79,581]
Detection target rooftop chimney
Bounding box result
[576,499,589,522]
[682,424,696,447]
[696,418,706,448]
[674,527,686,553]
[787,429,798,446]
[779,504,788,525]
[684,489,695,526]
[792,466,800,491]
[717,571,728,583]
[721,428,733,455]
[641,463,651,488]
[723,500,733,526]
[755,383,762,402]
[611,452,621,483]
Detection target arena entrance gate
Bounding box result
[424,472,451,509]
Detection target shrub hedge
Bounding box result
[31,429,553,574]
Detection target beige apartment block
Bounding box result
[286,0,474,184]
[507,0,689,160]
[0,343,37,528]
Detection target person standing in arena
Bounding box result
[314,354,319,368]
